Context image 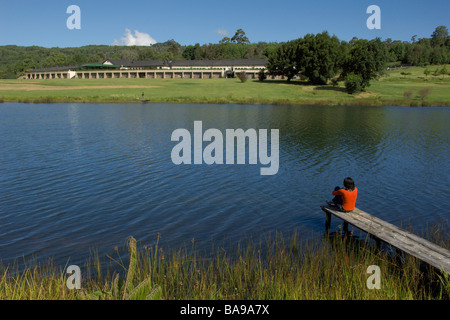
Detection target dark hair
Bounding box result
[343,177,355,191]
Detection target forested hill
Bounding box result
[1,25,448,79]
[0,40,277,79]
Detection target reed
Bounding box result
[1,229,448,300]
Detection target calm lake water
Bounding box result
[0,103,449,267]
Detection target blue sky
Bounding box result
[0,0,448,47]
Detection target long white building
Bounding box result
[24,58,271,80]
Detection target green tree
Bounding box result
[220,42,249,59]
[341,38,387,90]
[219,37,231,44]
[21,56,37,71]
[68,52,87,65]
[182,45,196,60]
[194,43,224,60]
[389,41,408,63]
[405,42,432,66]
[344,73,364,94]
[262,43,281,58]
[168,41,181,58]
[42,52,68,67]
[97,52,106,61]
[295,31,342,85]
[231,29,250,44]
[137,47,158,60]
[431,25,449,47]
[430,46,447,65]
[266,40,300,81]
[120,48,139,61]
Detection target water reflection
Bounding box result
[68,103,80,154]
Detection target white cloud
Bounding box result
[112,29,157,46]
[216,29,229,36]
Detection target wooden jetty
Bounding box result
[320,205,450,274]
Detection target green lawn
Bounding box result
[1,65,449,106]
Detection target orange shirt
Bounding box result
[332,187,358,211]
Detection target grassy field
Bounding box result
[0,65,449,106]
[1,229,449,300]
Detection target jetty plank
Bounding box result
[320,205,450,274]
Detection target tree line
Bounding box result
[0,26,448,82]
[266,25,449,93]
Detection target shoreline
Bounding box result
[1,97,449,107]
[1,65,449,107]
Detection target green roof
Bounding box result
[81,64,120,68]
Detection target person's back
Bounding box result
[332,187,358,211]
[330,177,357,212]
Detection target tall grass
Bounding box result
[140,231,449,300]
[0,258,79,300]
[1,230,448,300]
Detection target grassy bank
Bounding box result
[1,229,449,300]
[0,65,449,106]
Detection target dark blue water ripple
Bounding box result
[0,103,449,268]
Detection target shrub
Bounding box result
[403,89,414,100]
[258,69,267,82]
[418,87,432,100]
[433,68,440,77]
[439,65,448,79]
[237,71,248,83]
[344,73,364,94]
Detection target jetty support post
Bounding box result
[325,211,331,234]
[343,221,349,234]
[369,234,382,249]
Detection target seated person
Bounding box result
[328,177,358,212]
